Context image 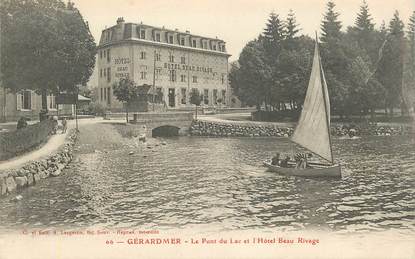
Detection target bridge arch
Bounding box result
[152,125,180,137]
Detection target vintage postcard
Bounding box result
[0,0,414,258]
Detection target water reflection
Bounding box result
[0,124,414,235]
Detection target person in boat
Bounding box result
[271,153,281,165]
[280,155,291,167]
[294,153,312,169]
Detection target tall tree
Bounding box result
[355,0,374,32]
[377,11,405,116]
[263,12,285,46]
[285,9,300,40]
[320,1,342,44]
[402,12,415,115]
[0,0,96,113]
[229,39,272,109]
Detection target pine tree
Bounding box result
[263,12,285,44]
[285,9,300,39]
[355,0,374,32]
[408,11,415,43]
[321,1,342,43]
[389,10,405,37]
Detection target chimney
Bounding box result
[117,17,125,25]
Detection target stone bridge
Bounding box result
[130,112,193,137]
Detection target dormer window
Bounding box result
[168,35,174,44]
[180,38,185,46]
[192,39,197,48]
[140,30,145,39]
[155,33,160,42]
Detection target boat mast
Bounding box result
[315,32,334,164]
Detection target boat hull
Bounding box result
[263,161,341,178]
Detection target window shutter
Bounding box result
[31,91,35,110]
[16,93,22,110]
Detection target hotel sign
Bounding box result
[114,57,131,78]
[164,63,213,74]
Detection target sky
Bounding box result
[72,0,414,61]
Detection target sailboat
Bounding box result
[263,35,341,178]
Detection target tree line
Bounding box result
[230,1,415,118]
[1,0,96,113]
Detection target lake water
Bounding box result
[0,123,414,235]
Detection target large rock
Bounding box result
[5,177,17,193]
[15,176,27,188]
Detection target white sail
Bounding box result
[291,39,333,163]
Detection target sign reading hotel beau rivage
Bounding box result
[113,57,216,79]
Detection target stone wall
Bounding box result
[190,120,293,137]
[0,129,78,197]
[0,120,55,161]
[190,120,413,137]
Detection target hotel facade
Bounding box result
[97,18,231,110]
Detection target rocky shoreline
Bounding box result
[190,120,413,137]
[0,129,78,198]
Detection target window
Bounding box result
[181,56,186,64]
[100,69,102,78]
[181,88,186,104]
[107,87,111,105]
[221,90,226,103]
[48,94,57,110]
[104,68,107,77]
[104,87,107,100]
[140,71,147,79]
[100,50,103,59]
[192,39,197,48]
[203,42,207,49]
[140,51,146,59]
[107,67,111,82]
[155,53,161,61]
[169,70,176,82]
[103,50,106,58]
[100,88,103,101]
[221,74,225,84]
[168,35,173,44]
[213,45,216,51]
[17,90,32,110]
[156,87,163,103]
[140,30,145,39]
[203,89,209,105]
[192,76,197,83]
[169,54,174,63]
[213,89,218,104]
[155,68,162,80]
[180,38,185,46]
[107,49,110,63]
[155,33,161,42]
[180,75,186,82]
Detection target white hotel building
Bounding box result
[97,17,231,110]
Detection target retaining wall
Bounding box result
[0,130,78,198]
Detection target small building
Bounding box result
[0,89,90,122]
